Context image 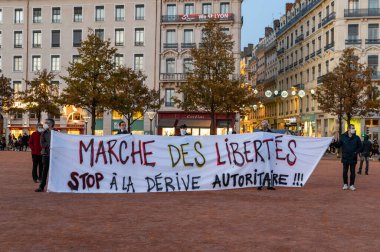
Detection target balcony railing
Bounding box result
[160,73,189,81]
[163,43,178,49]
[277,47,285,56]
[305,55,310,61]
[162,13,234,23]
[317,76,324,84]
[345,39,362,45]
[295,34,304,44]
[316,48,322,55]
[294,61,298,67]
[278,68,284,74]
[289,63,294,69]
[322,12,336,27]
[366,39,380,45]
[181,43,196,49]
[299,58,304,64]
[276,0,322,37]
[310,52,316,58]
[324,42,335,51]
[344,8,380,18]
[318,23,322,29]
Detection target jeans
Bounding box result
[359,156,369,173]
[39,156,50,190]
[343,163,356,186]
[31,154,43,181]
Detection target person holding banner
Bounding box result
[116,121,129,135]
[178,124,190,136]
[35,119,55,192]
[257,120,276,191]
[334,124,362,191]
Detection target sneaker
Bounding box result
[343,184,348,190]
[257,186,263,191]
[357,171,362,175]
[267,187,276,190]
[349,185,356,191]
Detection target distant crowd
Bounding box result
[0,133,30,151]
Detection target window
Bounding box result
[184,4,194,15]
[0,56,2,71]
[166,58,175,73]
[13,81,22,93]
[32,30,42,48]
[74,7,83,22]
[51,55,60,71]
[0,9,2,23]
[51,30,60,47]
[95,6,104,21]
[369,0,378,9]
[135,28,144,46]
[368,24,379,40]
[32,56,41,72]
[167,4,177,16]
[348,24,359,40]
[203,3,212,15]
[33,8,42,23]
[13,56,23,71]
[134,54,144,71]
[220,3,230,13]
[165,89,175,107]
[115,5,124,21]
[221,28,230,35]
[368,55,378,71]
[115,28,124,46]
[135,5,144,20]
[14,31,23,48]
[72,55,81,63]
[0,31,2,48]
[73,29,82,47]
[166,29,176,43]
[184,29,193,43]
[52,7,61,23]
[183,58,193,73]
[95,29,104,41]
[15,9,23,24]
[115,54,124,67]
[318,64,321,77]
[312,66,315,80]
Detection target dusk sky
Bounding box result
[241,0,289,49]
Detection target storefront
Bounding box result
[157,112,236,136]
[301,114,316,137]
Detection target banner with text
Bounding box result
[47,131,331,193]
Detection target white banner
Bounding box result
[48,131,331,193]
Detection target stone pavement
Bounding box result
[0,151,379,251]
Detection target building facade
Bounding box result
[157,0,243,136]
[0,0,160,137]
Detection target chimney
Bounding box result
[273,19,280,30]
[286,3,294,13]
[265,27,274,37]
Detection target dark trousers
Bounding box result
[359,156,369,173]
[39,156,50,190]
[31,154,43,181]
[343,163,356,186]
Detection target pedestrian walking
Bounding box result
[29,124,44,183]
[370,139,379,158]
[257,120,275,191]
[358,135,372,175]
[334,124,362,191]
[35,119,55,192]
[22,132,29,151]
[116,121,129,135]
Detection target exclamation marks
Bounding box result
[293,173,304,187]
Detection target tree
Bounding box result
[60,30,117,135]
[19,69,60,123]
[174,20,254,135]
[316,48,379,136]
[0,74,14,114]
[107,67,162,133]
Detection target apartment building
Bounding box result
[0,0,160,137]
[157,0,243,136]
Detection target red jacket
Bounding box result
[29,131,42,155]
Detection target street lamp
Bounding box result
[83,116,90,135]
[147,111,157,135]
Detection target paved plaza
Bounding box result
[0,151,379,251]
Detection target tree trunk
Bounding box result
[347,113,352,129]
[226,112,230,134]
[337,114,343,159]
[37,111,41,124]
[210,111,216,135]
[91,108,96,135]
[127,115,132,134]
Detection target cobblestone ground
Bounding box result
[0,151,379,251]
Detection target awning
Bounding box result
[158,119,177,127]
[177,119,211,128]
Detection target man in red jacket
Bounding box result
[29,123,43,183]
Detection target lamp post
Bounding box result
[146,111,157,135]
[83,116,90,135]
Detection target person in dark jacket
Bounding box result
[257,120,275,191]
[35,118,55,192]
[334,124,362,191]
[178,124,190,136]
[21,132,29,151]
[29,124,44,183]
[116,121,129,134]
[358,135,372,175]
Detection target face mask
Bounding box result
[43,124,49,130]
[350,129,356,134]
[37,128,44,133]
[180,129,187,136]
